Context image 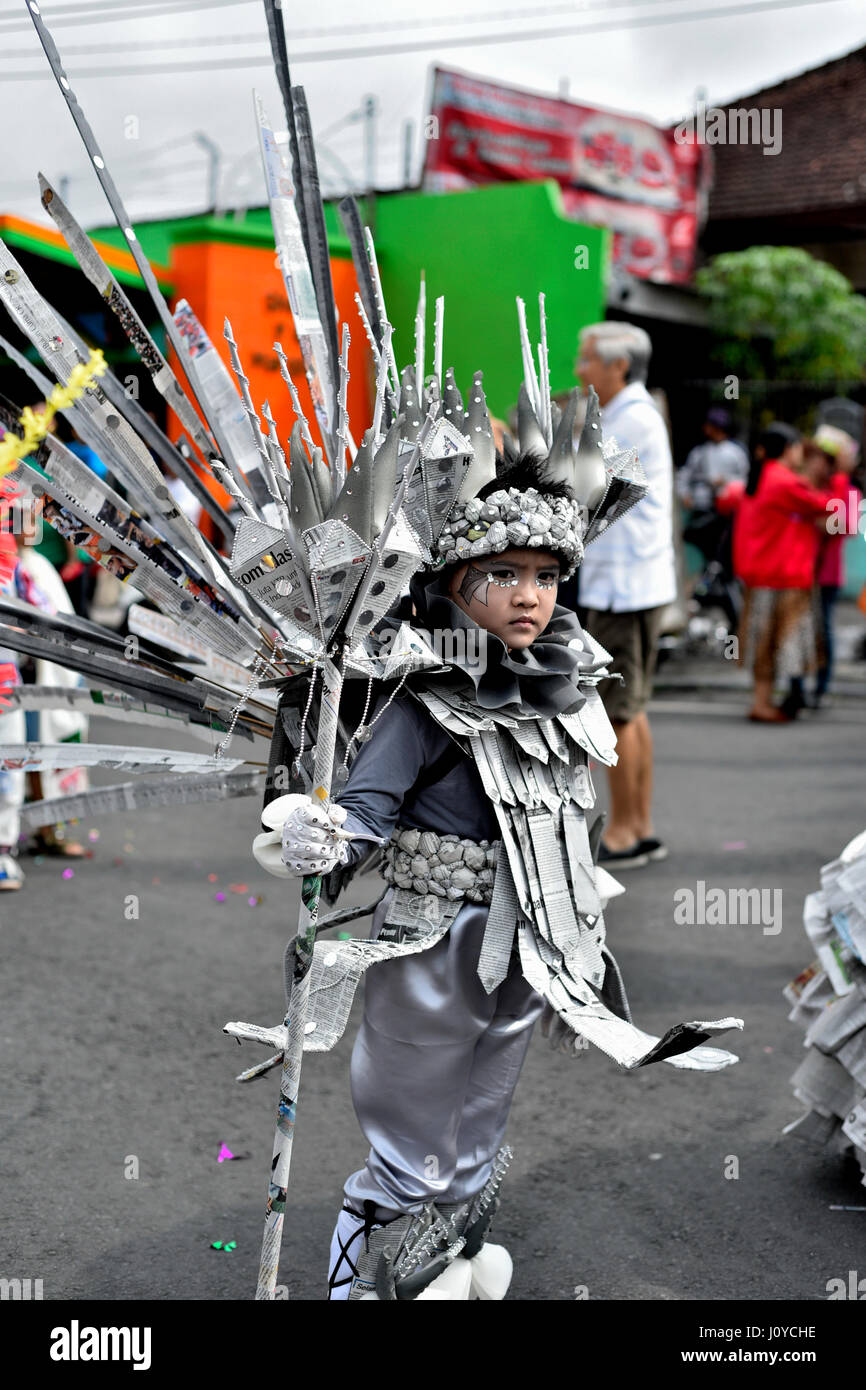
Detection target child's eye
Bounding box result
[536,573,559,589]
[486,569,518,588]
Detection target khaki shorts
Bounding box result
[577,605,665,723]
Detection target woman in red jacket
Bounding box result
[728,424,834,723]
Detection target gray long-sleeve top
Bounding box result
[336,692,498,863]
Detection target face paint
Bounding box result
[485,567,520,589]
[450,549,561,651]
[485,563,559,591]
[458,564,492,606]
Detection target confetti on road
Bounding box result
[723,842,747,851]
[62,867,74,880]
[217,1144,235,1163]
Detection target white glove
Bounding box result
[251,793,353,879]
[281,797,352,875]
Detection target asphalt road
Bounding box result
[2,688,865,1302]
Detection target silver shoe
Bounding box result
[436,1145,512,1258]
[343,1201,465,1301]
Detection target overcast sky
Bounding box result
[1,0,864,230]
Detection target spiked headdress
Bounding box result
[363,293,648,583]
[1,3,651,802]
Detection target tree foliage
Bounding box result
[696,246,866,382]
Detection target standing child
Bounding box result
[255,383,743,1301]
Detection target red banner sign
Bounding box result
[422,68,703,286]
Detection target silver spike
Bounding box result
[516,297,542,424]
[209,459,259,522]
[414,272,426,398]
[456,372,496,502]
[539,292,552,447]
[572,384,608,509]
[261,400,294,534]
[274,340,316,463]
[363,226,399,396]
[334,322,350,494]
[353,291,381,368]
[371,322,393,443]
[433,295,444,391]
[223,317,272,511]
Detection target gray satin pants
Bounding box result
[343,899,544,1215]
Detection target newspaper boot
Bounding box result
[436,1146,514,1300]
[329,1200,470,1301]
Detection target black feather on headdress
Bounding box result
[479,452,578,504]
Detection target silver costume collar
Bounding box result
[406,571,604,721]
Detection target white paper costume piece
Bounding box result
[785,826,866,1183]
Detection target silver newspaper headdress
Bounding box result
[393,293,649,580]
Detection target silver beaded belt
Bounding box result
[382,826,499,905]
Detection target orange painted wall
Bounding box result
[166,239,373,526]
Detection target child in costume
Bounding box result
[10,1,743,1300]
[255,383,743,1302]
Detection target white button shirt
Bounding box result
[578,381,678,613]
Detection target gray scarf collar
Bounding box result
[406,571,601,720]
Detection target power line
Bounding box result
[0,160,200,188]
[90,132,207,169]
[0,0,693,27]
[2,0,846,75]
[0,0,684,46]
[0,0,250,10]
[38,133,207,179]
[113,159,207,179]
[266,0,691,38]
[0,0,256,28]
[2,30,267,56]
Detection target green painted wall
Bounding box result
[370,181,608,418]
[88,217,177,268]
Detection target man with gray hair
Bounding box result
[573,321,677,869]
